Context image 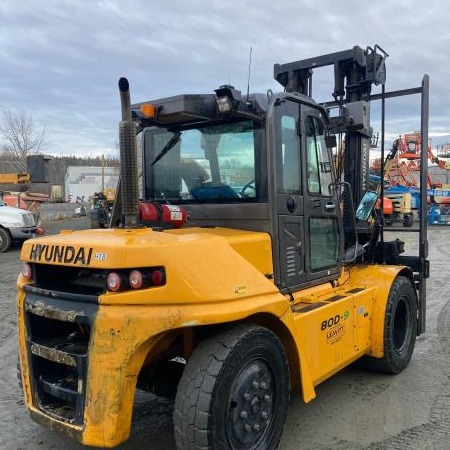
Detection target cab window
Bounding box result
[143,121,263,203]
[309,217,340,271]
[305,116,333,196]
[279,115,301,193]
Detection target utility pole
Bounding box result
[102,154,105,194]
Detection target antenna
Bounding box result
[246,46,253,102]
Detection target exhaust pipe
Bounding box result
[118,77,139,228]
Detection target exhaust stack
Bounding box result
[118,77,139,228]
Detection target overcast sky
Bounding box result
[1,0,449,157]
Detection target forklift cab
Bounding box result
[139,90,342,293]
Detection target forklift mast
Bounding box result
[274,46,429,333]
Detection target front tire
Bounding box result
[366,275,417,373]
[0,227,11,253]
[174,324,290,450]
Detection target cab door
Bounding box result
[302,110,342,283]
[272,99,306,291]
[271,98,342,292]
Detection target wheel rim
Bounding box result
[393,296,411,353]
[226,359,276,449]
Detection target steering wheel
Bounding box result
[239,180,256,197]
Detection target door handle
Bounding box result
[286,196,296,213]
[324,202,336,213]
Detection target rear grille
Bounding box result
[24,294,96,425]
[32,263,108,296]
[31,355,81,422]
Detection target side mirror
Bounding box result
[355,191,378,222]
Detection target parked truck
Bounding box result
[0,194,38,252]
[16,45,429,449]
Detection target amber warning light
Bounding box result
[140,103,156,118]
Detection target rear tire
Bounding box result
[365,276,417,373]
[0,227,11,253]
[174,324,290,450]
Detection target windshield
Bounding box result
[142,120,264,203]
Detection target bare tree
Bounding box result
[0,109,48,159]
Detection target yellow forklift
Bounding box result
[16,45,429,449]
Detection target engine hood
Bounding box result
[20,227,276,304]
[20,227,273,275]
[0,204,35,226]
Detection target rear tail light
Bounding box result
[129,270,143,289]
[107,267,166,292]
[107,272,122,292]
[151,269,165,286]
[21,262,33,280]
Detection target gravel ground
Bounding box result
[1,218,450,449]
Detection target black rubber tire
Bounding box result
[0,227,11,253]
[174,324,290,450]
[403,213,414,228]
[365,276,417,374]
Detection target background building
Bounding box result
[65,166,119,202]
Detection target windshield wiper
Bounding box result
[150,131,181,166]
